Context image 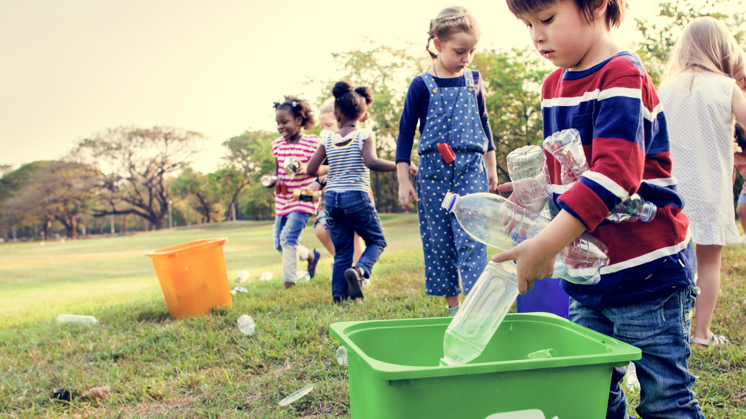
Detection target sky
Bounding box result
[0,0,653,173]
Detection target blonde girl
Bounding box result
[659,16,746,347]
[395,6,498,315]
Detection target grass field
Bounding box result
[1,214,745,418]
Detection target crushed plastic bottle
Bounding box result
[335,346,348,366]
[278,384,314,407]
[260,272,273,281]
[235,270,250,283]
[283,156,299,177]
[543,128,589,185]
[544,129,657,223]
[56,314,99,325]
[624,361,640,391]
[231,286,248,295]
[507,145,551,213]
[442,191,608,285]
[441,260,519,366]
[260,174,279,188]
[296,271,311,283]
[237,314,255,336]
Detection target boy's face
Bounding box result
[434,31,478,77]
[518,0,603,71]
[319,112,338,132]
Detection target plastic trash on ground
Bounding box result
[278,384,314,406]
[235,270,250,283]
[56,314,99,325]
[237,314,256,336]
[260,272,274,281]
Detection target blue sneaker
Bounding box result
[308,249,321,279]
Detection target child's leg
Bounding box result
[273,215,287,253]
[350,197,386,280]
[692,244,724,342]
[324,192,355,299]
[737,197,746,238]
[278,211,312,285]
[571,287,704,418]
[314,212,336,257]
[417,156,461,304]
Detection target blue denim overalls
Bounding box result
[416,70,489,296]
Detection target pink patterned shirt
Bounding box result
[271,134,320,216]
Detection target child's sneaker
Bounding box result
[344,267,364,300]
[307,249,321,279]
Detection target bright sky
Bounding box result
[1,0,653,173]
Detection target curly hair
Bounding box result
[272,95,316,130]
[331,81,374,121]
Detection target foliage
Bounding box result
[72,126,207,230]
[633,0,745,85]
[222,130,278,220]
[0,161,53,239]
[171,168,225,224]
[472,48,551,183]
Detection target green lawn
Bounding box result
[1,214,744,418]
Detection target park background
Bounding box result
[1,0,746,417]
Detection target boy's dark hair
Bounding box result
[273,96,315,130]
[332,81,373,121]
[736,122,746,152]
[506,0,626,29]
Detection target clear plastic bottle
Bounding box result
[441,260,519,365]
[506,145,551,213]
[607,194,656,223]
[237,314,255,335]
[235,270,250,283]
[56,314,99,325]
[543,129,657,223]
[441,191,609,285]
[543,128,588,185]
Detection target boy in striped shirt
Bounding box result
[496,1,703,417]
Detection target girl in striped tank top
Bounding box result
[271,96,323,289]
[308,81,417,303]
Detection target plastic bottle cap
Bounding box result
[441,192,458,212]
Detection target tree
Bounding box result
[221,130,277,219]
[633,0,744,85]
[2,161,98,239]
[171,168,224,223]
[72,126,206,230]
[472,48,551,183]
[0,161,53,240]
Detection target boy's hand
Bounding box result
[491,238,555,294]
[408,164,418,176]
[398,180,418,211]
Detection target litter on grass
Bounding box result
[278,385,314,406]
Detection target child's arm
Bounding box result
[484,150,499,192]
[492,210,586,294]
[306,144,327,177]
[361,131,397,172]
[397,163,418,210]
[733,84,746,127]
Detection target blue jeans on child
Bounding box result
[273,211,312,283]
[324,190,386,299]
[570,286,703,418]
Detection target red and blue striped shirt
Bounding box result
[542,51,695,308]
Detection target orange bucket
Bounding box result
[145,238,232,317]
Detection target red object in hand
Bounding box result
[438,143,455,164]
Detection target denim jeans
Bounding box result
[273,211,312,283]
[324,190,386,299]
[569,286,703,419]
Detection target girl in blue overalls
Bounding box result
[395,6,498,316]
